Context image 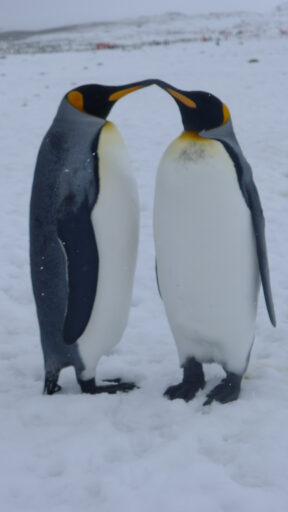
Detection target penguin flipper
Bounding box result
[245,181,276,327]
[57,195,98,344]
[155,260,162,298]
[216,137,276,327]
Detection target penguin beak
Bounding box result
[108,79,155,102]
[154,80,197,109]
[165,88,197,109]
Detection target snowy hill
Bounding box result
[0,2,288,511]
[1,5,288,56]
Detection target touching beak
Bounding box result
[108,79,155,102]
[153,79,197,109]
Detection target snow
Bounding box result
[1,3,288,511]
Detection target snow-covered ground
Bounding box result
[1,3,288,511]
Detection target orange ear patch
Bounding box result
[67,90,84,112]
[222,103,230,124]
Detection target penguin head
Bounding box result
[66,80,154,119]
[155,80,230,133]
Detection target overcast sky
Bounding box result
[0,0,282,31]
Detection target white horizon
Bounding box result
[0,0,283,32]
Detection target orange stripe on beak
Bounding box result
[108,85,143,102]
[167,88,197,108]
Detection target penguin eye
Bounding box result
[67,91,85,112]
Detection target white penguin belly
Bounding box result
[77,122,139,379]
[154,133,260,375]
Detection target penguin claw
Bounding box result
[78,377,138,395]
[164,381,204,402]
[96,381,138,394]
[43,381,62,395]
[103,378,122,384]
[203,374,242,406]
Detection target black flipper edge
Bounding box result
[245,181,276,326]
[57,194,99,344]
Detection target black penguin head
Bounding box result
[155,80,230,132]
[66,80,154,119]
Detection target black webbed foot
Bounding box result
[102,378,122,384]
[164,381,204,402]
[95,381,137,394]
[43,377,62,395]
[164,357,205,402]
[78,377,138,395]
[203,372,242,406]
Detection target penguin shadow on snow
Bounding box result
[152,79,276,406]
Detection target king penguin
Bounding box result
[30,80,152,394]
[153,80,276,405]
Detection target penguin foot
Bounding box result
[203,373,242,406]
[43,378,62,395]
[164,357,205,402]
[78,377,138,395]
[164,381,204,402]
[96,382,137,394]
[102,378,122,384]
